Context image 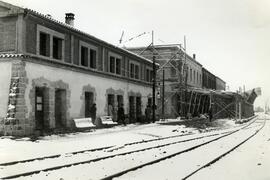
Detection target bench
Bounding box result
[100,116,118,125]
[73,118,96,128]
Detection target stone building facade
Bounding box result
[0,1,156,136]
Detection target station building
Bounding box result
[0,1,156,136]
[127,44,204,118]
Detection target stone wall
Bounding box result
[0,60,29,136]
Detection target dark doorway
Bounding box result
[35,87,45,130]
[129,96,135,122]
[85,92,94,117]
[117,95,123,107]
[147,97,152,106]
[136,96,142,122]
[55,89,66,128]
[108,94,115,118]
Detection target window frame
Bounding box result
[129,61,140,80]
[80,46,89,67]
[79,41,98,69]
[190,68,192,82]
[109,56,115,73]
[146,67,153,83]
[108,52,122,75]
[37,25,65,60]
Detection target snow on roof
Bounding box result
[0,53,29,58]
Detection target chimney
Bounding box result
[193,53,196,60]
[46,14,52,18]
[65,13,75,26]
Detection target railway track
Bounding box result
[0,117,258,179]
[182,118,266,179]
[112,118,266,180]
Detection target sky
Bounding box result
[6,0,270,108]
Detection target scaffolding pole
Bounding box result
[188,91,194,115]
[192,92,198,115]
[196,94,202,115]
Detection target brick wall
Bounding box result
[64,34,71,63]
[0,16,17,52]
[25,17,37,54]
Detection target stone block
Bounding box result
[10,118,17,125]
[15,112,25,119]
[15,105,26,111]
[14,130,24,137]
[4,120,11,125]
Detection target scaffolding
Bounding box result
[126,38,260,121]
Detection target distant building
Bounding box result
[0,1,157,136]
[202,67,216,90]
[216,76,226,90]
[127,45,257,121]
[127,45,206,118]
[128,45,203,89]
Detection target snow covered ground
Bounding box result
[0,117,237,163]
[189,115,270,180]
[1,114,267,180]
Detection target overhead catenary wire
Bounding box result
[119,32,151,46]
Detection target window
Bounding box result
[130,63,134,78]
[150,70,153,82]
[116,58,121,75]
[147,97,152,106]
[37,25,65,60]
[197,71,199,84]
[186,67,189,81]
[190,68,192,82]
[193,70,195,83]
[90,49,97,69]
[135,64,139,79]
[79,41,98,69]
[109,54,122,75]
[53,36,63,60]
[39,32,50,57]
[129,62,140,80]
[81,46,88,67]
[146,69,150,82]
[109,56,115,73]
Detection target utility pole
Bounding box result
[183,36,187,118]
[152,31,156,123]
[162,69,165,120]
[239,101,242,119]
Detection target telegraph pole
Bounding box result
[152,31,156,123]
[162,69,165,120]
[183,36,187,118]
